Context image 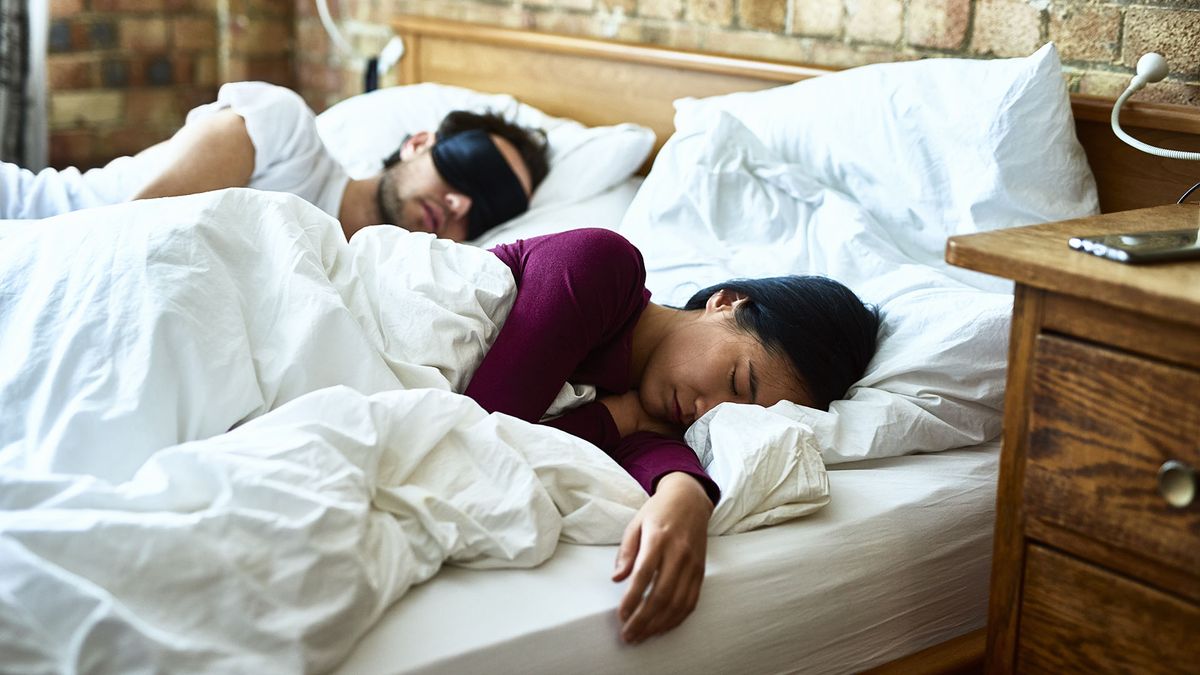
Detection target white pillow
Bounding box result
[314,83,655,211]
[471,177,642,250]
[673,43,1098,281]
[620,110,1011,463]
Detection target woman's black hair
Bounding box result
[684,276,880,411]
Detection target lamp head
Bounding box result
[1131,53,1169,90]
[1111,51,1200,163]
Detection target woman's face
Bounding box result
[638,291,810,428]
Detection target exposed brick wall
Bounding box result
[46,0,1199,170]
[292,0,396,112]
[292,0,1200,113]
[46,0,294,170]
[225,0,296,83]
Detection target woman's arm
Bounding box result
[466,229,648,422]
[131,110,255,200]
[600,395,720,504]
[612,471,713,644]
[600,391,720,643]
[466,231,718,643]
[598,389,677,438]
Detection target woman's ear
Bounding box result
[704,289,750,313]
[401,131,436,161]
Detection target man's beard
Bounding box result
[375,172,405,229]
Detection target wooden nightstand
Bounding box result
[946,204,1200,674]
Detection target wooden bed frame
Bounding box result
[389,14,1200,674]
[392,14,1200,214]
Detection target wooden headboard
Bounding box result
[392,15,1200,214]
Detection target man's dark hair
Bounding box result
[684,276,881,411]
[436,110,550,192]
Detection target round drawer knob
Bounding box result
[1157,460,1196,509]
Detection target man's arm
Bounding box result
[131,110,255,201]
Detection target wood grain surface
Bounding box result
[391,15,821,168]
[864,628,985,675]
[1018,545,1200,674]
[1026,335,1200,582]
[392,15,1200,201]
[1075,117,1200,214]
[1040,293,1200,371]
[946,204,1200,327]
[985,285,1044,674]
[957,217,1200,674]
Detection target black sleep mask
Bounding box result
[430,129,528,239]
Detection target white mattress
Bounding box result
[335,442,998,674]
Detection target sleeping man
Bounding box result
[0,82,550,242]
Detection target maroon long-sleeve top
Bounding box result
[464,228,720,503]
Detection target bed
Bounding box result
[333,16,1200,675]
[4,14,1200,675]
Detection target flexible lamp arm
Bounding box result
[315,0,356,59]
[1111,53,1200,161]
[314,0,405,80]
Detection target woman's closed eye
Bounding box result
[737,361,760,405]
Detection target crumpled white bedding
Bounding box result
[0,189,828,673]
[618,112,1018,464]
[1,188,512,482]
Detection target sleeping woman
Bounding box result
[463,227,880,645]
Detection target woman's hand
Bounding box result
[612,471,713,644]
[599,390,681,439]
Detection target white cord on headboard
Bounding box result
[1111,53,1200,162]
[314,0,356,58]
[313,0,404,78]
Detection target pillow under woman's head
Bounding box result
[618,49,1090,463]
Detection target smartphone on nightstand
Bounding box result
[1068,228,1200,263]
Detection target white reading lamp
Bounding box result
[1111,52,1200,203]
[1070,53,1200,266]
[1111,54,1199,511]
[315,0,405,92]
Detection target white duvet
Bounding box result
[0,189,827,673]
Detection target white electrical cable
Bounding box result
[1111,53,1200,161]
[313,0,404,77]
[26,0,49,170]
[314,0,357,59]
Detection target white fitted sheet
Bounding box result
[335,442,998,674]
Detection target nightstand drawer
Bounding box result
[1018,544,1200,673]
[1026,335,1200,576]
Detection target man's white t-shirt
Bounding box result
[1,82,351,220]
